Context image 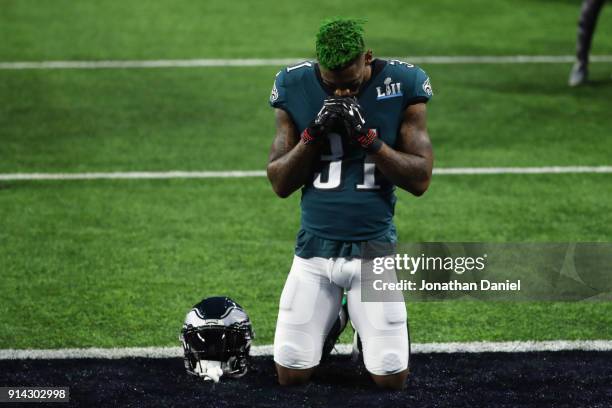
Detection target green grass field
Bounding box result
[1,0,611,349]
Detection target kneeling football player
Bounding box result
[266,18,434,390]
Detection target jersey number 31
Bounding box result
[313,133,380,190]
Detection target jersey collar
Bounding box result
[314,59,387,98]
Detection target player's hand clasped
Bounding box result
[300,98,343,145]
[303,96,383,153]
[336,97,383,153]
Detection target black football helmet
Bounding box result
[180,296,254,379]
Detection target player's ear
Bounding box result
[364,50,373,64]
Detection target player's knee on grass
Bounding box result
[275,363,316,386]
[371,369,409,390]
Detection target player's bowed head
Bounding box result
[316,18,373,97]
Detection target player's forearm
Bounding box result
[267,143,319,198]
[371,143,432,196]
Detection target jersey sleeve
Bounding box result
[269,69,288,110]
[403,66,433,108]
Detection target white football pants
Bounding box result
[273,255,409,375]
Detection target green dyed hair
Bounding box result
[316,18,365,70]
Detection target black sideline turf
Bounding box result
[1,352,611,407]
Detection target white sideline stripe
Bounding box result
[1,166,612,181]
[434,166,612,175]
[0,170,267,181]
[1,340,612,360]
[1,55,612,70]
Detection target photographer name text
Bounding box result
[373,279,521,292]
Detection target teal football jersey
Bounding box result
[269,59,432,244]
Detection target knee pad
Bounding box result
[357,303,409,375]
[361,335,409,375]
[274,328,318,369]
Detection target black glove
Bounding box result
[300,97,344,145]
[338,97,383,153]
